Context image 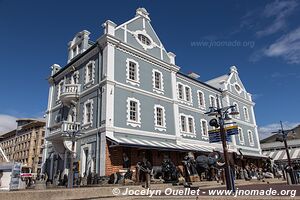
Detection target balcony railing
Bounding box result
[60,84,81,105]
[61,121,80,133]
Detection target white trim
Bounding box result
[154,104,166,131]
[84,60,95,88]
[179,113,196,138]
[200,119,209,138]
[57,80,64,102]
[247,130,254,146]
[197,90,206,109]
[233,82,243,94]
[82,99,94,129]
[126,97,141,127]
[243,106,250,122]
[152,69,164,94]
[238,127,245,145]
[126,58,140,86]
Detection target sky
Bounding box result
[0,0,299,138]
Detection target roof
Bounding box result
[260,124,300,144]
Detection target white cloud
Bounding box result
[0,114,17,135]
[264,27,300,63]
[256,0,298,37]
[258,121,299,139]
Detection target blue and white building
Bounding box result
[44,8,262,180]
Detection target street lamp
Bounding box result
[61,122,81,188]
[273,121,297,185]
[205,95,239,191]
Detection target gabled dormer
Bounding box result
[206,66,252,102]
[67,30,91,63]
[114,8,175,65]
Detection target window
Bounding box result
[185,87,191,102]
[243,107,249,121]
[233,102,240,119]
[126,97,141,127]
[152,70,164,94]
[126,58,140,86]
[83,99,93,128]
[129,62,136,81]
[178,84,184,100]
[129,101,137,121]
[201,119,208,137]
[154,105,166,131]
[209,95,216,107]
[238,128,244,144]
[197,91,205,109]
[188,117,194,133]
[138,34,151,46]
[180,115,186,132]
[248,130,254,146]
[85,61,95,85]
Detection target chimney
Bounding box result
[187,72,200,79]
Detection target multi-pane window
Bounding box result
[138,34,151,46]
[210,96,216,107]
[181,115,186,132]
[185,87,191,102]
[198,91,205,108]
[87,64,93,82]
[85,103,91,123]
[178,84,184,99]
[248,130,254,145]
[233,103,240,119]
[154,72,161,89]
[244,107,249,121]
[188,117,194,133]
[129,101,137,121]
[85,61,95,85]
[201,120,208,136]
[128,61,136,81]
[238,128,244,144]
[156,107,164,126]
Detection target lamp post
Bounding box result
[205,95,239,191]
[62,122,81,188]
[273,121,296,185]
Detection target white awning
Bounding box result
[263,148,300,161]
[107,135,214,153]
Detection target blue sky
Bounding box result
[0,0,299,138]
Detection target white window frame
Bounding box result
[200,119,209,138]
[233,102,240,119]
[247,130,254,146]
[209,95,217,108]
[82,99,93,129]
[84,60,95,88]
[126,58,140,86]
[152,69,164,94]
[57,80,64,101]
[243,106,250,122]
[154,105,166,131]
[197,90,206,109]
[238,127,244,145]
[177,82,193,105]
[185,85,192,103]
[71,71,80,84]
[126,97,141,127]
[179,113,196,138]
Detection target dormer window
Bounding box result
[138,34,151,46]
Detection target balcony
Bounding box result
[60,84,81,105]
[61,121,80,133]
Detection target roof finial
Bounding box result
[136,8,150,21]
[230,65,238,74]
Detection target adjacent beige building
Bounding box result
[0,119,45,173]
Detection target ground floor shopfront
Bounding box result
[44,132,265,184]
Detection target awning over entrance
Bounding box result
[107,135,214,153]
[239,149,268,159]
[263,148,300,161]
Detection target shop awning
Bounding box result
[107,135,214,153]
[239,149,268,159]
[263,148,300,161]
